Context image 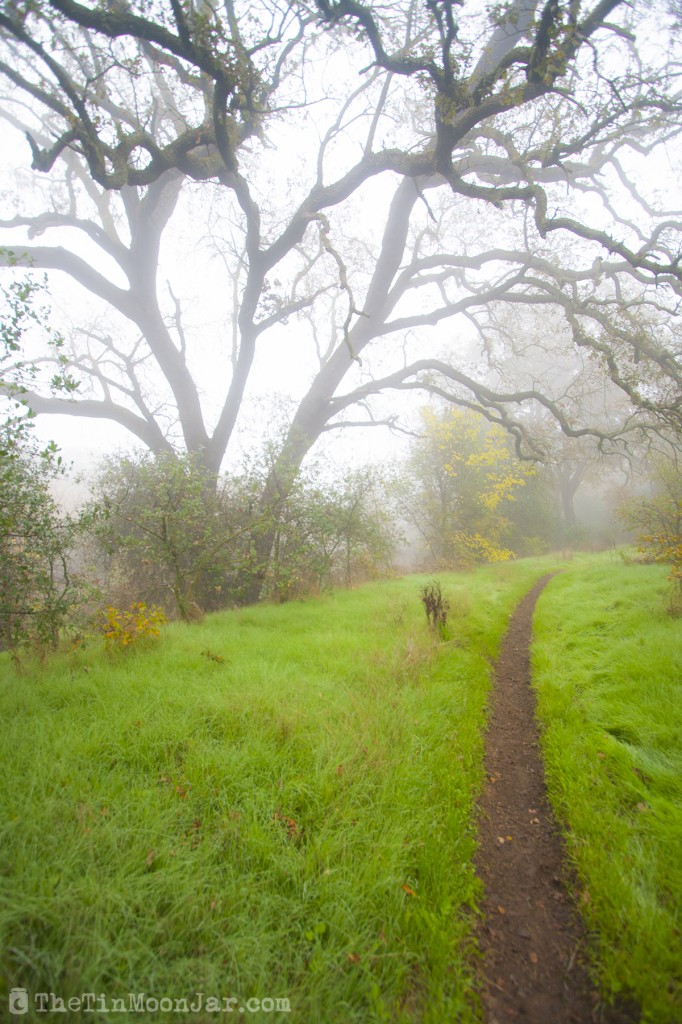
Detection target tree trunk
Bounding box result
[558,462,588,531]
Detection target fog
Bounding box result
[1,0,681,599]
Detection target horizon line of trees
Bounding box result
[4,381,681,658]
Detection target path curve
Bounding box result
[474,574,636,1024]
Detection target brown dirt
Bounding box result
[474,574,639,1024]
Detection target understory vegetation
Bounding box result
[533,559,682,1024]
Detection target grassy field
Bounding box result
[533,557,682,1024]
[1,555,680,1023]
[0,558,556,1023]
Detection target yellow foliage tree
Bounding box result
[408,408,533,569]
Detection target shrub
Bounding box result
[420,580,449,635]
[88,452,262,620]
[264,466,397,600]
[0,258,84,657]
[101,602,167,648]
[617,461,682,604]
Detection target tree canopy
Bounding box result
[0,0,680,490]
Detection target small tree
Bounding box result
[0,430,85,653]
[617,460,682,595]
[0,262,83,655]
[265,465,397,600]
[88,452,266,620]
[401,408,533,570]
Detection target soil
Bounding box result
[474,574,639,1024]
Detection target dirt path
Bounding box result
[474,574,637,1024]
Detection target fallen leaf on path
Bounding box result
[497,905,506,915]
[529,951,538,964]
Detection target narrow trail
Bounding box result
[474,574,637,1024]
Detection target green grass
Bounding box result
[533,557,682,1024]
[5,554,678,1022]
[0,558,558,1023]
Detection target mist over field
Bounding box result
[1,2,681,1021]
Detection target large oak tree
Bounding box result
[1,0,681,593]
